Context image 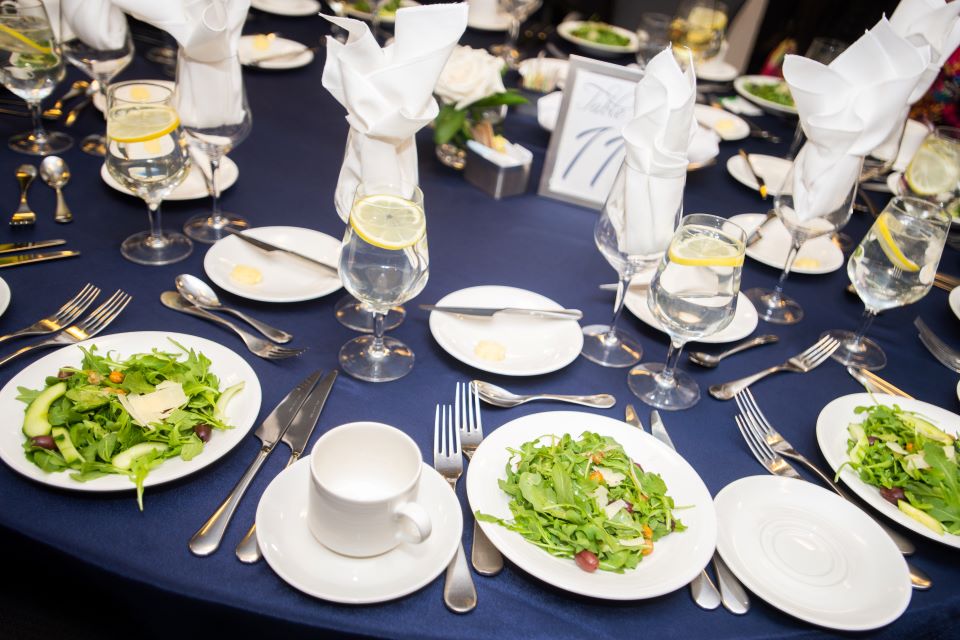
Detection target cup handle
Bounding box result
[394,502,432,545]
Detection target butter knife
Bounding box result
[846,366,914,399]
[236,370,338,563]
[745,211,776,247]
[419,305,582,321]
[738,149,768,199]
[0,239,65,254]
[0,250,80,267]
[225,228,338,274]
[624,404,644,431]
[189,369,325,557]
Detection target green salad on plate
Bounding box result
[745,80,794,107]
[570,22,631,47]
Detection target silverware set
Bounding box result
[10,158,76,227]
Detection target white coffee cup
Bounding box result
[307,421,432,557]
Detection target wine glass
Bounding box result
[491,0,540,68]
[900,127,960,210]
[824,197,949,370]
[105,81,192,265]
[744,152,862,324]
[628,214,746,410]
[0,0,71,155]
[59,11,134,156]
[338,181,429,382]
[178,52,252,244]
[669,0,728,63]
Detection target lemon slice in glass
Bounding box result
[0,24,52,54]
[108,105,180,144]
[350,194,425,250]
[668,231,744,267]
[875,212,919,272]
[905,139,960,196]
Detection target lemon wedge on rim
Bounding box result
[108,105,180,144]
[875,212,919,272]
[667,231,744,268]
[0,24,52,54]
[350,194,425,250]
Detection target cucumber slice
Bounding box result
[898,500,944,535]
[23,382,67,437]
[902,413,955,445]
[51,427,83,464]
[112,442,167,470]
[214,381,244,422]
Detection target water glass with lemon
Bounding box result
[823,197,949,370]
[105,81,192,265]
[902,127,960,222]
[628,214,745,410]
[338,182,428,382]
[670,0,727,63]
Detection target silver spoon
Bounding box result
[688,334,778,368]
[175,274,293,344]
[473,380,615,409]
[39,156,72,224]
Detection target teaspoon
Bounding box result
[175,274,293,344]
[473,380,615,409]
[39,156,72,223]
[688,335,778,368]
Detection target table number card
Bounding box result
[538,56,643,210]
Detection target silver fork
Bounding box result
[735,413,931,590]
[915,317,960,373]
[159,292,304,360]
[434,404,477,613]
[0,290,131,367]
[709,335,840,400]
[0,283,99,345]
[456,382,504,576]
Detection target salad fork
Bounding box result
[0,283,99,345]
[434,404,477,613]
[915,317,960,373]
[0,290,131,367]
[456,382,503,576]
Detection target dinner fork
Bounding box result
[709,335,840,400]
[456,382,503,576]
[434,404,477,614]
[915,317,960,373]
[0,290,131,367]
[735,413,931,590]
[0,283,99,345]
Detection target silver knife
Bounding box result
[225,228,338,274]
[419,305,583,321]
[235,370,338,563]
[0,239,65,254]
[649,411,726,612]
[745,211,776,247]
[624,404,644,431]
[0,250,79,267]
[846,366,914,399]
[189,369,325,557]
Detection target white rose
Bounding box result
[435,45,506,110]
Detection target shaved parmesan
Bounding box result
[595,466,625,487]
[604,499,628,519]
[591,485,609,509]
[117,380,189,429]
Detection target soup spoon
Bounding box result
[473,380,615,409]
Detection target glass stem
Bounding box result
[656,340,686,387]
[604,272,632,342]
[28,100,45,143]
[370,312,387,357]
[850,308,878,350]
[145,201,166,248]
[771,239,802,303]
[506,16,520,56]
[208,157,222,224]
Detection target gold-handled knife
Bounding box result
[624,404,644,431]
[0,250,79,267]
[0,239,66,254]
[738,149,768,199]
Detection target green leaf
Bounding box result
[433,105,466,145]
[465,90,529,110]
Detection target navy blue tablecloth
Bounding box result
[0,11,958,640]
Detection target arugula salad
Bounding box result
[745,80,794,107]
[570,22,631,47]
[18,341,243,509]
[349,0,401,16]
[476,431,685,573]
[841,404,959,535]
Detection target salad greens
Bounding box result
[350,0,401,15]
[570,22,630,47]
[18,341,242,510]
[841,404,959,535]
[476,431,685,573]
[745,81,794,107]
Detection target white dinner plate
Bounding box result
[733,75,798,116]
[250,0,321,16]
[557,21,640,57]
[0,276,11,318]
[715,476,910,631]
[204,226,342,303]
[467,9,511,31]
[816,393,960,549]
[100,155,239,202]
[694,104,749,141]
[466,411,716,600]
[728,213,844,275]
[950,286,960,321]
[0,332,262,492]
[726,153,793,196]
[427,285,583,376]
[257,457,462,604]
[342,0,420,22]
[695,58,738,82]
[239,35,314,70]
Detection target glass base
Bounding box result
[9,130,73,156]
[822,329,887,370]
[744,287,804,325]
[121,230,193,266]
[80,133,106,156]
[183,212,248,244]
[580,324,643,368]
[628,362,700,411]
[334,294,404,333]
[339,334,414,382]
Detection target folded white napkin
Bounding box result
[322,4,468,221]
[783,17,930,221]
[612,47,697,257]
[113,0,249,128]
[59,0,127,50]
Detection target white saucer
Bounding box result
[726,153,792,196]
[204,226,342,303]
[427,285,583,376]
[100,156,239,202]
[950,287,960,321]
[257,458,463,604]
[0,276,10,318]
[715,476,910,631]
[694,104,748,141]
[467,9,512,31]
[239,35,314,70]
[728,213,843,275]
[250,0,321,16]
[696,58,738,82]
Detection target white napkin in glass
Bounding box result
[59,0,126,49]
[322,4,468,221]
[112,0,249,128]
[783,17,930,221]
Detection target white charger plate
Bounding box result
[0,331,262,492]
[257,457,462,604]
[0,276,10,318]
[733,75,798,116]
[204,226,342,303]
[342,0,420,22]
[100,156,239,202]
[694,104,749,141]
[427,286,583,376]
[557,21,640,57]
[239,35,314,70]
[466,411,716,600]
[728,213,844,275]
[816,393,960,549]
[950,287,960,321]
[726,153,792,196]
[715,476,910,631]
[250,0,321,16]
